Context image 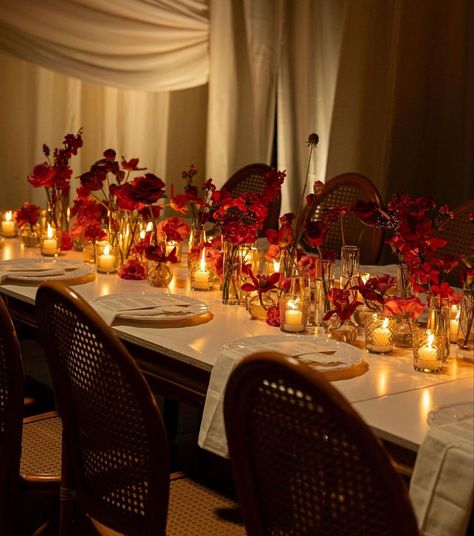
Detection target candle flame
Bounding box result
[66,207,70,221]
[361,272,370,284]
[427,332,435,347]
[382,317,389,329]
[146,222,153,232]
[5,211,12,222]
[287,299,300,311]
[46,223,53,239]
[273,259,280,272]
[200,248,206,271]
[139,229,146,239]
[103,244,111,255]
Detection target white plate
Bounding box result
[93,292,209,322]
[427,402,474,426]
[0,258,93,282]
[225,334,362,371]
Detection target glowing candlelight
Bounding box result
[192,248,211,290]
[98,244,116,272]
[283,299,304,332]
[1,211,16,237]
[449,305,459,343]
[41,224,58,256]
[415,331,442,372]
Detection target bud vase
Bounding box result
[147,261,173,287]
[313,258,335,326]
[457,289,474,353]
[340,245,360,288]
[221,241,241,305]
[426,298,450,361]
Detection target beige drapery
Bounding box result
[0,0,472,212]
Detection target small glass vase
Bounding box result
[393,318,415,348]
[340,245,360,288]
[147,261,173,287]
[221,241,242,305]
[326,317,358,345]
[20,225,41,247]
[396,262,412,297]
[365,313,396,354]
[248,291,278,320]
[457,289,474,353]
[426,297,450,362]
[313,258,335,326]
[96,242,120,274]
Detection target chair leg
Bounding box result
[59,486,76,536]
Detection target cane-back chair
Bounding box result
[307,172,384,264]
[0,296,61,536]
[224,351,419,536]
[223,163,281,235]
[440,199,474,286]
[36,282,244,536]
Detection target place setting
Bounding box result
[0,258,95,285]
[91,291,211,327]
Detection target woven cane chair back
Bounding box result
[224,163,281,235]
[0,297,24,534]
[309,173,384,264]
[224,352,418,536]
[36,282,169,536]
[441,199,474,286]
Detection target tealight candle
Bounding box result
[414,330,442,373]
[283,300,304,332]
[41,224,59,256]
[1,211,16,237]
[191,248,212,290]
[365,315,395,353]
[98,244,117,273]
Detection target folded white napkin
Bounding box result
[0,268,66,283]
[409,417,474,536]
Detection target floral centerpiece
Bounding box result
[14,202,41,247]
[27,129,83,248]
[73,149,166,266]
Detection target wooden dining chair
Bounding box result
[224,351,419,536]
[440,199,474,286]
[0,296,62,536]
[35,282,245,536]
[223,163,281,235]
[306,172,384,264]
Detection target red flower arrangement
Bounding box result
[157,217,190,243]
[323,288,362,323]
[353,274,396,311]
[14,202,40,230]
[28,129,83,234]
[117,258,148,280]
[145,243,178,264]
[382,296,425,321]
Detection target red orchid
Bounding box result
[382,296,425,320]
[145,244,178,263]
[241,269,280,296]
[354,274,396,309]
[323,288,362,323]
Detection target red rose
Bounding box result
[103,148,116,161]
[28,163,55,188]
[80,170,106,191]
[130,174,166,204]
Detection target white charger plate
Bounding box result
[0,258,93,282]
[93,292,209,322]
[225,334,362,371]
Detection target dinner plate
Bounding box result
[427,402,474,426]
[225,334,362,371]
[93,292,209,322]
[0,258,93,282]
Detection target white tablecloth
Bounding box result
[409,417,474,536]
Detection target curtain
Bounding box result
[0,52,208,209]
[206,0,284,186]
[277,0,347,215]
[0,0,209,91]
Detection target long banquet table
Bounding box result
[1,238,473,466]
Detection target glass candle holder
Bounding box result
[365,314,396,354]
[190,248,215,291]
[280,275,310,333]
[1,210,17,238]
[457,289,474,352]
[413,328,444,373]
[40,224,61,257]
[340,245,360,288]
[96,242,119,274]
[166,240,182,263]
[448,303,460,343]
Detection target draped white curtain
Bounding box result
[0,0,209,91]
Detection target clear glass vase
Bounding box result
[393,318,415,348]
[457,289,474,353]
[147,261,173,287]
[340,245,360,288]
[221,241,241,305]
[426,297,450,362]
[326,317,358,345]
[20,224,41,247]
[248,291,278,320]
[396,262,412,298]
[313,258,335,326]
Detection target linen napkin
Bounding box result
[409,417,474,536]
[0,267,66,283]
